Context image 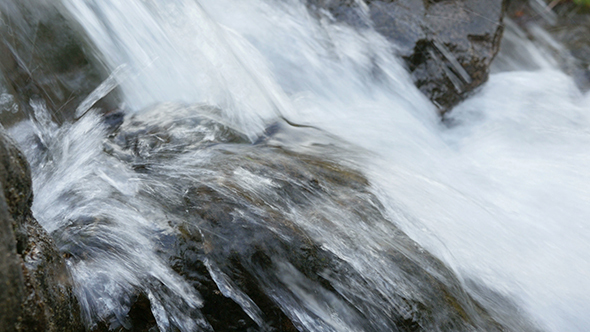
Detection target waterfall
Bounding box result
[4,0,590,331]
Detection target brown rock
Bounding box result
[0,128,84,332]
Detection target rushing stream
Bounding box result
[2,0,590,331]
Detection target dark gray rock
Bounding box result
[0,128,84,332]
[307,0,506,113]
[0,0,121,127]
[103,104,540,332]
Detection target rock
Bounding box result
[0,174,24,332]
[506,0,590,91]
[0,0,121,127]
[89,292,159,332]
[0,128,84,332]
[104,103,539,331]
[307,0,507,113]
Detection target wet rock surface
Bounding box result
[307,0,506,112]
[0,128,83,332]
[100,104,539,331]
[506,0,590,91]
[90,293,158,332]
[0,0,121,127]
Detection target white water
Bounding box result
[13,0,590,331]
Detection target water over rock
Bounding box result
[506,0,590,91]
[96,103,538,331]
[0,0,545,329]
[0,127,83,332]
[0,0,121,126]
[306,0,506,112]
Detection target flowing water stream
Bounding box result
[3,0,590,331]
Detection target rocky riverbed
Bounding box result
[1,0,587,331]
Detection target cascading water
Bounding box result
[3,0,590,331]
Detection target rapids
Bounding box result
[3,0,590,331]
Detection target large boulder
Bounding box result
[307,0,507,113]
[100,103,539,331]
[0,0,121,127]
[0,128,83,332]
[10,101,542,331]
